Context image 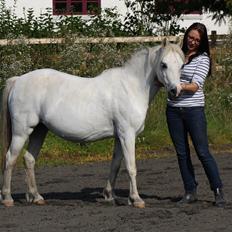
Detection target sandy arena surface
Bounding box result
[0,151,232,232]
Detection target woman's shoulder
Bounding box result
[197,52,209,59]
[195,53,210,63]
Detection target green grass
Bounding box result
[30,85,232,166]
[0,3,231,167]
[1,41,232,167]
[1,75,232,167]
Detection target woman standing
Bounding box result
[166,23,226,207]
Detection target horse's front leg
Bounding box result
[103,137,123,202]
[119,130,145,208]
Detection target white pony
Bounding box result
[0,40,184,208]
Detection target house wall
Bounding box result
[102,0,127,16]
[4,0,126,17]
[5,0,51,16]
[4,0,231,35]
[179,14,230,35]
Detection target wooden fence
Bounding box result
[0,36,179,46]
[0,32,227,73]
[0,33,227,46]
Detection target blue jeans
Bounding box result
[166,105,223,192]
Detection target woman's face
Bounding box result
[186,29,201,53]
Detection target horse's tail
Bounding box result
[0,77,17,172]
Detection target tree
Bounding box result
[122,0,186,36]
[201,0,230,24]
[121,0,232,36]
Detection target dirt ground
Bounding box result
[0,150,232,232]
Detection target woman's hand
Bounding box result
[176,83,183,96]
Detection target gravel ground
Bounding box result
[0,151,232,232]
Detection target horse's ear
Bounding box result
[176,36,183,47]
[161,38,169,47]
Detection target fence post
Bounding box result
[210,31,217,74]
[211,30,217,48]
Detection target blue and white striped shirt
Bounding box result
[168,53,210,107]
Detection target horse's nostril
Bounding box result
[170,88,176,96]
[168,88,177,100]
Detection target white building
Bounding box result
[4,0,231,35]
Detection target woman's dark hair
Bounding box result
[182,22,211,75]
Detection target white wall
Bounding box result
[102,0,127,16]
[5,0,51,17]
[5,0,126,17]
[179,14,230,35]
[4,0,231,35]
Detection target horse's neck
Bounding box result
[121,70,159,109]
[124,70,154,102]
[148,83,160,104]
[146,48,163,103]
[121,48,160,105]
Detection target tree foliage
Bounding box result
[0,0,232,39]
[122,0,232,35]
[122,0,185,35]
[201,0,231,24]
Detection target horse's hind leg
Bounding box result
[23,123,48,205]
[2,135,28,206]
[103,137,123,202]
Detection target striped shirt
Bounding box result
[167,53,210,107]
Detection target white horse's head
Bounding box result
[153,39,184,97]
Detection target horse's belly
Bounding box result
[43,118,114,142]
[57,128,114,142]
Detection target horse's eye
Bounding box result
[161,62,167,69]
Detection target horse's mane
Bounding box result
[123,43,184,72]
[123,48,150,69]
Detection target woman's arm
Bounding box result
[180,82,199,93]
[181,55,210,94]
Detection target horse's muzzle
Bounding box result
[168,88,177,99]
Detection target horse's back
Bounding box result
[7,67,147,141]
[8,68,117,141]
[10,68,92,102]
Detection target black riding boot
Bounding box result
[178,189,197,204]
[214,188,226,207]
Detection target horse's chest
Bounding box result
[116,103,147,133]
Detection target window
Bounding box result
[53,0,101,15]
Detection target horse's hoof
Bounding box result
[128,197,145,208]
[2,200,14,207]
[103,189,116,202]
[34,199,46,205]
[133,201,145,208]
